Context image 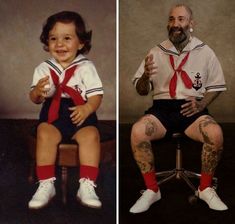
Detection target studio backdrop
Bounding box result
[0,0,116,120]
[120,0,235,123]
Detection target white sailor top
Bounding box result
[132,37,226,99]
[31,54,104,101]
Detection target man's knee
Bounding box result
[131,115,166,142]
[209,125,223,148]
[202,123,223,149]
[131,119,149,142]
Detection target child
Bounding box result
[29,11,103,209]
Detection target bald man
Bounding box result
[130,4,228,213]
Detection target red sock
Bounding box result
[36,165,55,180]
[142,171,159,192]
[199,173,213,191]
[80,165,99,182]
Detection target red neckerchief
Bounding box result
[169,52,192,98]
[47,65,85,123]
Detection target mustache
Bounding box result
[169,27,184,35]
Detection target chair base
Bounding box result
[156,133,218,196]
[156,168,218,195]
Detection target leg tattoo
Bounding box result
[133,141,154,173]
[145,119,156,137]
[199,117,223,174]
[201,144,223,174]
[199,116,216,145]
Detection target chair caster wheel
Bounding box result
[188,195,198,205]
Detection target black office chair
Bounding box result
[156,133,218,203]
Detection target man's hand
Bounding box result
[136,54,158,95]
[181,92,221,117]
[180,97,205,117]
[144,54,158,77]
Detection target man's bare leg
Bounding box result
[129,114,166,213]
[185,115,228,210]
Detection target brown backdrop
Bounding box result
[120,0,235,123]
[0,0,116,120]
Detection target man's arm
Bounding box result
[135,54,157,96]
[181,91,221,117]
[136,73,151,95]
[199,91,221,109]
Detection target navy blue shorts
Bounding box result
[39,98,98,141]
[145,99,209,138]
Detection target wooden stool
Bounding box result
[27,121,116,203]
[27,137,116,204]
[58,139,115,204]
[57,143,79,204]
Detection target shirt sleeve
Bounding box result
[132,55,153,91]
[80,62,104,98]
[31,63,50,89]
[205,52,227,92]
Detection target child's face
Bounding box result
[48,22,84,68]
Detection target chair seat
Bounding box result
[27,120,116,203]
[58,143,78,167]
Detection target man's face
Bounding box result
[167,6,192,45]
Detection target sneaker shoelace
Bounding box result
[208,188,220,202]
[34,178,55,199]
[137,190,150,202]
[80,178,98,198]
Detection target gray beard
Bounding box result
[169,32,190,52]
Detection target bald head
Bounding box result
[169,4,193,20]
[167,4,194,51]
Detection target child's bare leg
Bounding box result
[73,126,100,167]
[29,122,62,209]
[36,122,62,165]
[73,126,102,208]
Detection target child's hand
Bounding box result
[34,76,50,98]
[69,104,92,126]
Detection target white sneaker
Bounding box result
[198,187,228,211]
[28,177,56,209]
[129,189,161,213]
[77,178,102,208]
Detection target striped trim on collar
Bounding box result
[69,58,89,67]
[45,60,62,75]
[157,44,179,56]
[45,58,89,75]
[157,41,206,56]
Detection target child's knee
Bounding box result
[37,123,61,143]
[74,126,100,144]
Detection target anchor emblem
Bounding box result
[192,73,202,91]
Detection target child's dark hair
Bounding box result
[40,11,92,55]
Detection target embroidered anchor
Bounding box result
[74,85,82,94]
[192,73,202,91]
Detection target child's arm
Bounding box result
[29,76,50,104]
[69,95,103,126]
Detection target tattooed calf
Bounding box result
[201,144,223,174]
[133,141,155,173]
[199,116,223,174]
